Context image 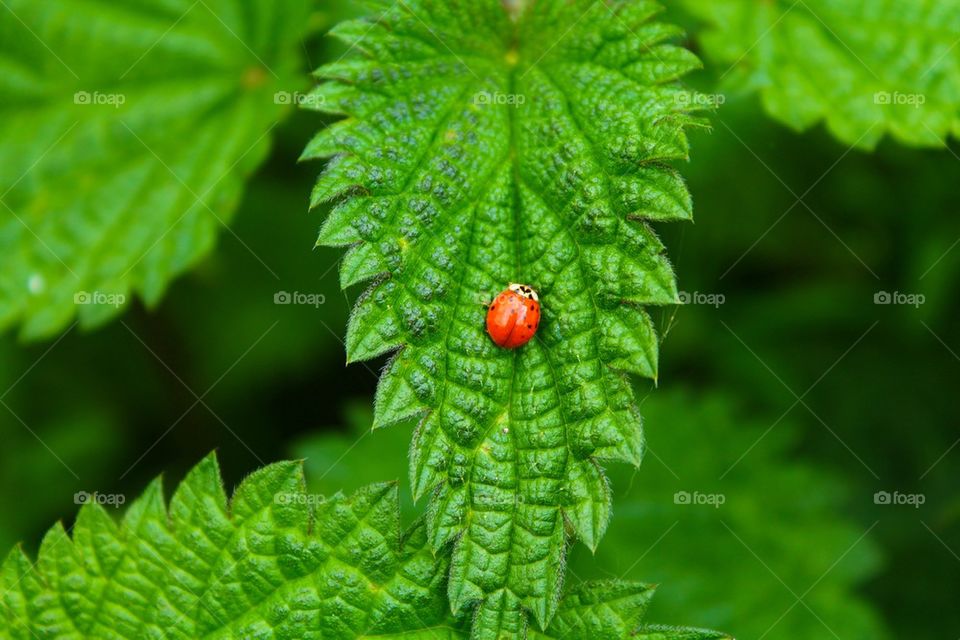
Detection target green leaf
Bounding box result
[0,453,452,639]
[632,627,731,640]
[678,0,960,148]
[297,394,884,639]
[529,582,730,640]
[305,1,703,635]
[0,0,310,339]
[0,452,727,640]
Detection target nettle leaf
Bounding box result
[298,391,883,640]
[0,454,724,640]
[0,0,309,339]
[295,409,732,640]
[529,583,728,640]
[0,454,451,639]
[304,0,704,635]
[679,0,960,149]
[0,456,448,640]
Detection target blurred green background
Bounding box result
[1,1,958,639]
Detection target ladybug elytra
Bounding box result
[486,283,540,349]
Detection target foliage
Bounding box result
[293,388,890,640]
[304,0,706,633]
[677,0,960,148]
[0,453,729,640]
[0,410,122,553]
[659,105,960,637]
[1,1,958,639]
[0,0,311,339]
[0,176,353,554]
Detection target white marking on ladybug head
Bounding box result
[508,282,538,302]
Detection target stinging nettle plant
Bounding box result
[677,0,960,149]
[1,454,726,639]
[301,0,711,636]
[0,0,311,339]
[1,1,731,639]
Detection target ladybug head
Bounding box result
[508,282,539,302]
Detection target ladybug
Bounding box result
[486,283,540,349]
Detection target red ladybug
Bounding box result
[486,283,540,349]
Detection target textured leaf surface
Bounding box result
[0,0,309,339]
[297,393,885,639]
[0,453,724,640]
[530,583,728,640]
[679,0,960,148]
[0,454,452,639]
[305,1,702,635]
